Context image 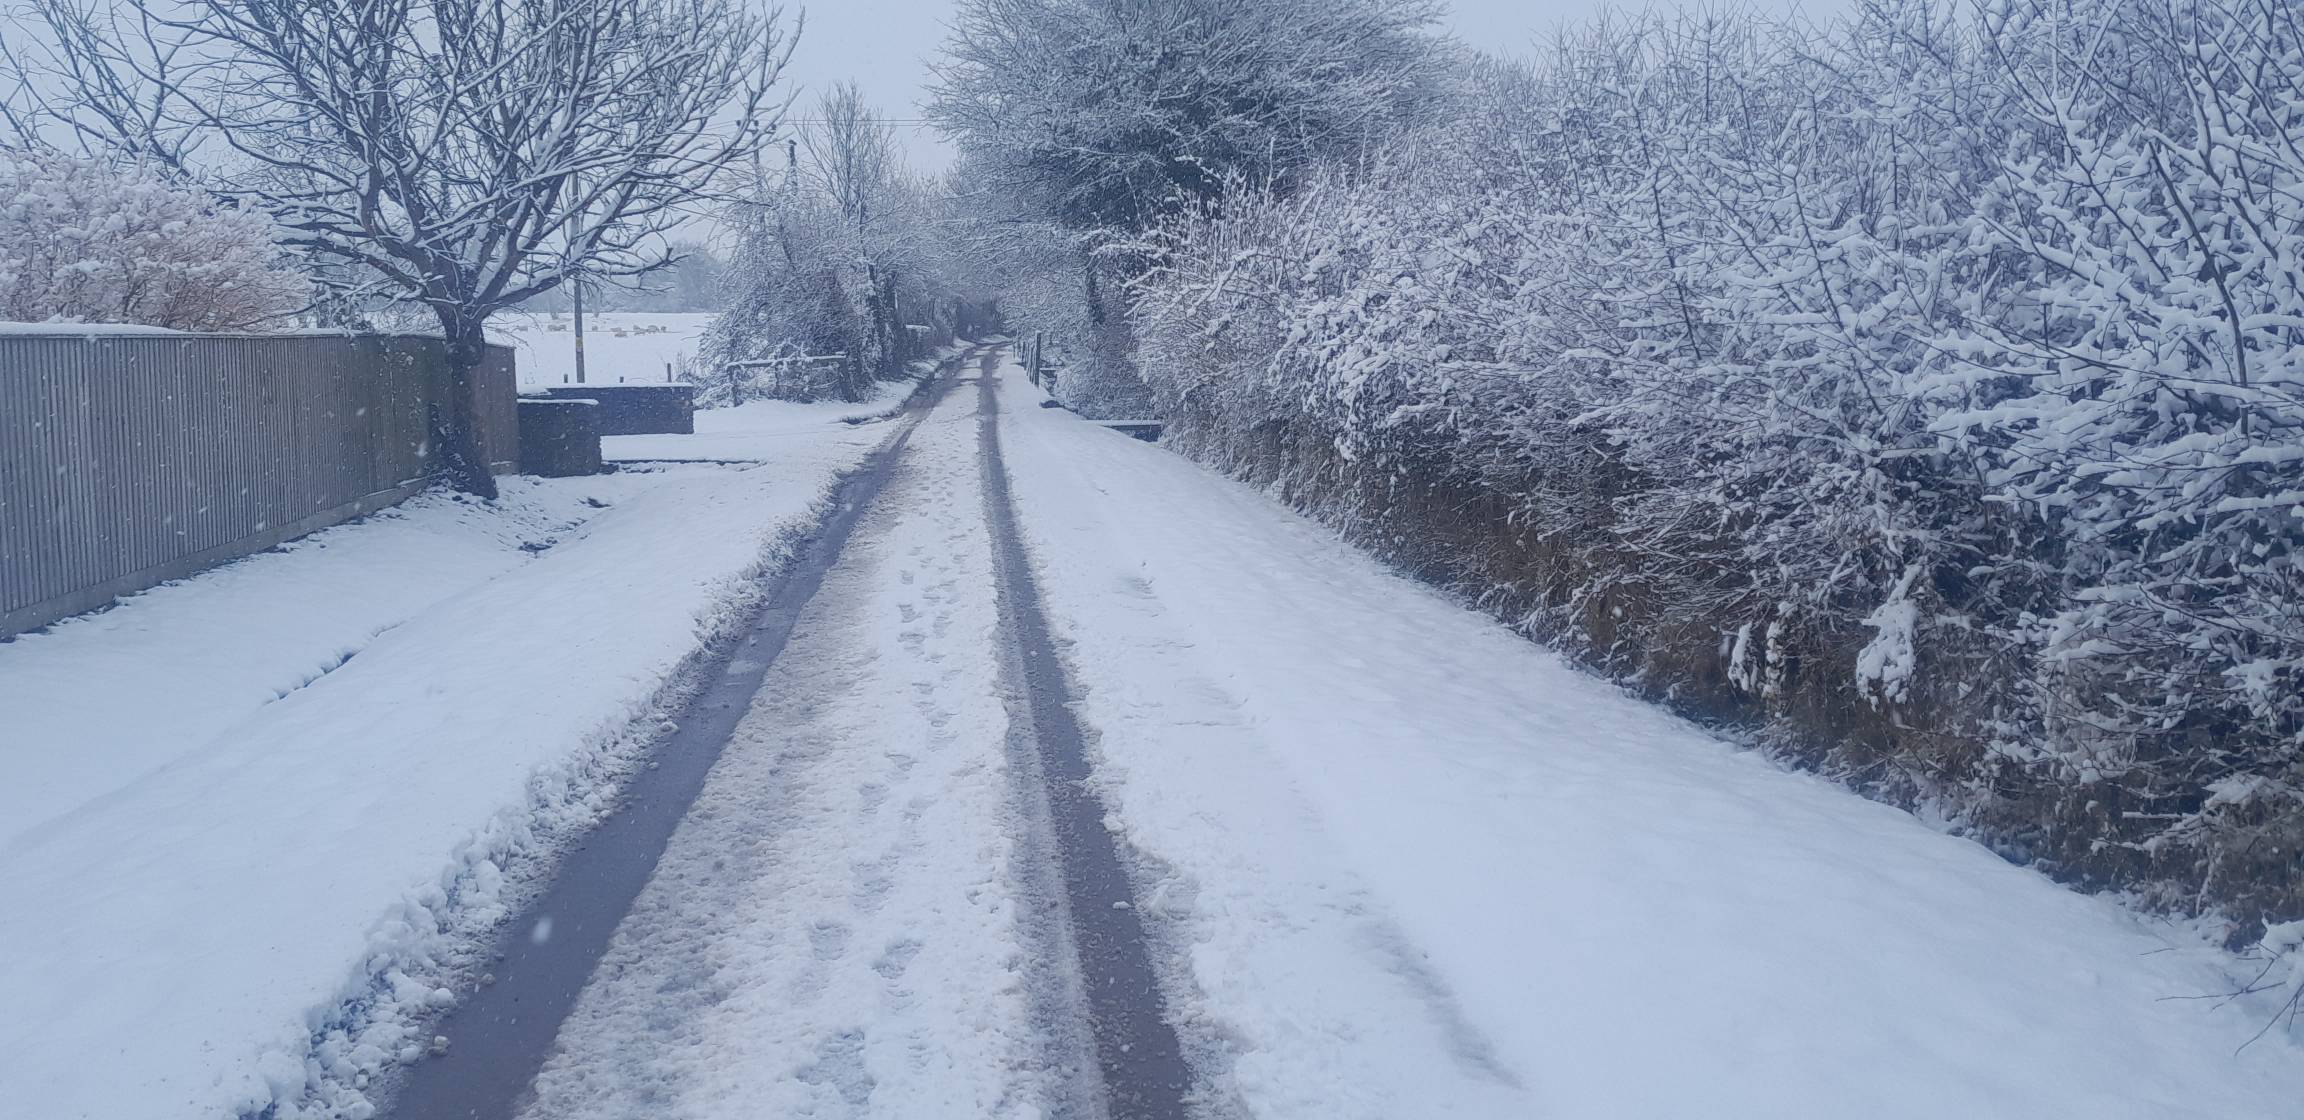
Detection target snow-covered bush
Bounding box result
[1130,0,2304,940]
[0,148,305,330]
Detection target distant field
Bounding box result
[488,312,715,389]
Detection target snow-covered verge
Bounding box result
[994,364,2304,1119]
[0,403,905,1119]
[1128,0,2304,942]
[0,476,667,853]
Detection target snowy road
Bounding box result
[371,349,2304,1119]
[10,346,2297,1119]
[510,354,1055,1118]
[393,349,1193,1118]
[0,361,952,1120]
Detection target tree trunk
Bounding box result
[883,272,903,368]
[1075,249,1156,418]
[433,314,501,499]
[856,263,888,401]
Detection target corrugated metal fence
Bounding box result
[0,331,517,638]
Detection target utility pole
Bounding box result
[571,271,588,384]
[567,174,589,385]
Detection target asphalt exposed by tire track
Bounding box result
[976,350,1194,1119]
[379,348,978,1120]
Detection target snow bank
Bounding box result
[0,407,897,1119]
[992,362,2304,1119]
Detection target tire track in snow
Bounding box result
[976,351,1196,1119]
[376,348,981,1120]
[518,377,1045,1119]
[381,344,1197,1119]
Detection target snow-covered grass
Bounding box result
[0,397,908,1120]
[993,360,2304,1119]
[489,311,714,390]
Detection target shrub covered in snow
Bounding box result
[0,148,306,331]
[1130,0,2304,941]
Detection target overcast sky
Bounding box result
[773,0,1848,175]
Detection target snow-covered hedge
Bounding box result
[1132,0,2304,941]
[0,149,306,331]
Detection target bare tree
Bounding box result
[15,0,793,495]
[800,81,895,232]
[801,82,909,396]
[710,83,962,403]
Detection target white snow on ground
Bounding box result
[0,475,671,851]
[13,340,2298,1120]
[522,381,1050,1119]
[992,359,2304,1120]
[490,311,714,389]
[605,372,927,463]
[0,391,922,1120]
